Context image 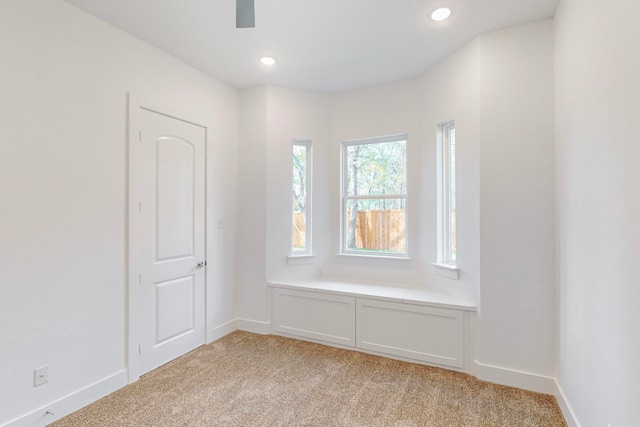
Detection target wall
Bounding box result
[0,1,239,424]
[236,87,268,327]
[418,39,481,304]
[328,21,556,386]
[476,20,557,380]
[555,0,640,425]
[235,86,332,327]
[329,78,423,284]
[265,87,332,282]
[329,42,482,304]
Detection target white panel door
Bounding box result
[139,109,206,375]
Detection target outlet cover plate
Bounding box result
[34,366,48,386]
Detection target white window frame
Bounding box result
[291,140,312,256]
[436,120,456,267]
[340,134,408,258]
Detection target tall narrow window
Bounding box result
[437,121,456,265]
[291,140,312,255]
[341,135,407,257]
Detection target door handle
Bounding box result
[196,261,205,269]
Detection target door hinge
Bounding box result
[138,201,141,212]
[138,130,142,142]
[138,273,141,285]
[138,344,141,355]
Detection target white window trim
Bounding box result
[432,262,459,279]
[436,120,457,270]
[291,139,312,256]
[340,134,408,258]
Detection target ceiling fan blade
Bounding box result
[236,0,255,28]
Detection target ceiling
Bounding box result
[64,0,559,93]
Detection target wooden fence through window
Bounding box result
[293,210,407,253]
[292,212,306,249]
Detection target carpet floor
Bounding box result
[52,331,566,426]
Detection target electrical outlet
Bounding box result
[34,366,48,386]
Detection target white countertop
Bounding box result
[268,277,476,312]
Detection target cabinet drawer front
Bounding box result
[357,299,464,368]
[272,289,356,346]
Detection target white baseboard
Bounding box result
[473,360,557,395]
[206,318,237,343]
[473,361,580,426]
[7,326,575,427]
[4,369,127,427]
[4,318,271,426]
[553,379,581,427]
[234,318,271,335]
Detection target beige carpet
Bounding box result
[52,331,566,426]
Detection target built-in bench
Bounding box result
[268,278,476,369]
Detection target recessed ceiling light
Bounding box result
[260,56,276,66]
[431,7,452,21]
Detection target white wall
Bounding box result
[328,21,556,384]
[417,39,481,305]
[235,86,332,326]
[329,78,424,284]
[0,1,239,424]
[236,87,268,325]
[265,86,332,281]
[328,43,483,305]
[476,20,557,379]
[555,0,640,425]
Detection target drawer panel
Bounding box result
[356,298,464,368]
[272,288,355,347]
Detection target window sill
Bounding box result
[432,263,459,280]
[287,255,315,266]
[337,253,411,261]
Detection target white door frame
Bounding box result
[127,93,208,383]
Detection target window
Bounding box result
[291,140,312,255]
[341,135,407,257]
[437,121,456,265]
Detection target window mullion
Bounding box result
[346,194,406,200]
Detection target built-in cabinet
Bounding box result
[270,280,475,369]
[272,288,356,347]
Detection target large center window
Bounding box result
[341,135,407,257]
